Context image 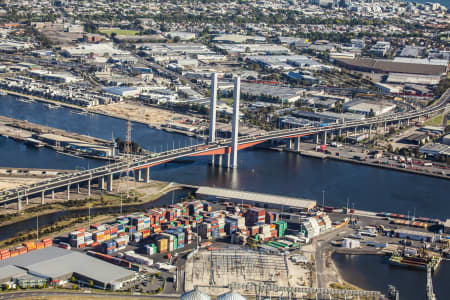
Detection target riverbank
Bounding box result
[1,88,208,141]
[0,180,185,242]
[281,146,450,180]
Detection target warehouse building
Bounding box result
[334,57,447,76]
[393,229,440,242]
[0,247,135,290]
[196,186,316,212]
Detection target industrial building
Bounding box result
[0,247,135,290]
[344,102,395,116]
[196,186,316,212]
[393,229,440,243]
[334,57,447,76]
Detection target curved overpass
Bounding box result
[1,89,449,208]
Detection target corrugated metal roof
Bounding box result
[0,265,27,282]
[196,186,316,210]
[0,247,135,285]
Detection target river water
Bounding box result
[1,95,449,295]
[332,253,450,299]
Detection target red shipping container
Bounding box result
[75,227,86,233]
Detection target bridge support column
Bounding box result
[87,180,91,196]
[209,73,218,143]
[67,184,70,201]
[211,155,215,166]
[218,155,223,167]
[17,197,22,211]
[398,120,401,129]
[315,134,319,145]
[339,128,342,137]
[143,167,150,184]
[288,139,294,150]
[384,122,387,133]
[323,131,327,145]
[227,152,231,169]
[134,169,142,182]
[354,127,357,135]
[51,190,54,200]
[295,137,301,152]
[26,196,29,205]
[407,119,410,126]
[107,174,113,192]
[231,76,241,169]
[77,184,80,194]
[99,177,105,190]
[41,191,45,205]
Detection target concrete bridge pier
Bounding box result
[338,128,342,137]
[87,180,91,196]
[41,191,45,205]
[99,176,105,190]
[26,196,29,205]
[398,120,401,129]
[134,169,142,182]
[407,118,410,126]
[231,76,241,169]
[227,152,231,169]
[354,126,357,135]
[77,184,80,194]
[211,154,215,166]
[315,134,319,144]
[51,190,54,200]
[294,137,301,152]
[107,174,113,192]
[218,154,223,167]
[67,184,70,201]
[288,138,294,150]
[143,167,150,184]
[323,131,327,145]
[384,122,387,132]
[17,196,22,211]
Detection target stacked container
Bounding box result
[156,237,168,253]
[198,222,211,240]
[145,244,158,255]
[0,249,10,260]
[23,241,37,252]
[188,201,203,216]
[17,246,27,254]
[10,249,19,257]
[225,218,238,235]
[93,230,104,243]
[69,231,85,248]
[246,208,266,226]
[273,221,287,237]
[114,236,128,250]
[185,228,193,245]
[101,240,116,255]
[42,238,53,247]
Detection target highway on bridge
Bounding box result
[1,89,449,206]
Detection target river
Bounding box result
[332,253,450,299]
[1,95,449,296]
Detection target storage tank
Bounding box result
[217,291,246,300]
[180,288,211,300]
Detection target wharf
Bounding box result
[0,89,83,110]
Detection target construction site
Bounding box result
[184,248,312,297]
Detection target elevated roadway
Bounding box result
[1,89,448,209]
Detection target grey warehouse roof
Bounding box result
[0,247,135,285]
[196,186,316,210]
